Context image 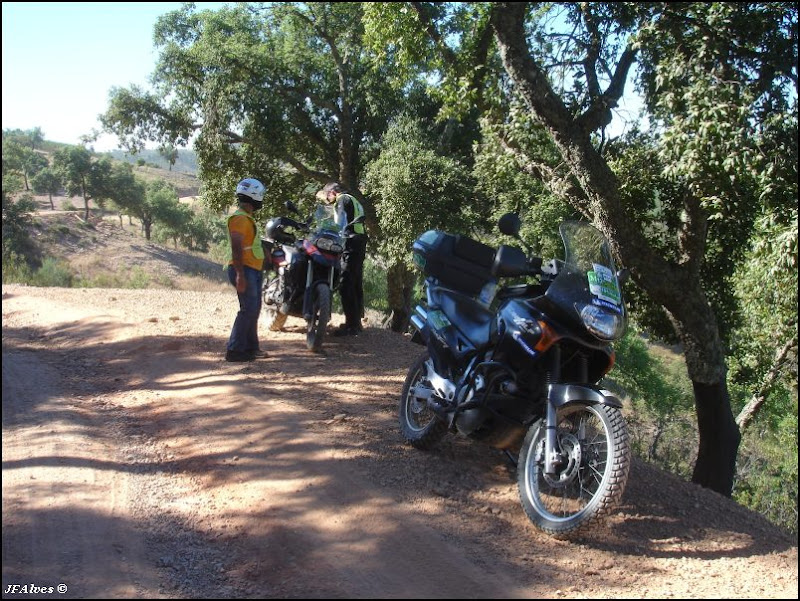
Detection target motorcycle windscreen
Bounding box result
[543,222,625,338]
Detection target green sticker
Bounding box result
[429,310,451,330]
[588,264,621,305]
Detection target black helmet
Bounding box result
[265,217,296,244]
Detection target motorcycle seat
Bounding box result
[430,286,496,349]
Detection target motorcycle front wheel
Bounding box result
[517,403,630,539]
[262,274,288,332]
[306,282,331,352]
[399,352,447,450]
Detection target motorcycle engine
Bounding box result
[454,375,488,436]
[454,374,528,450]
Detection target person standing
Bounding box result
[318,182,367,336]
[226,178,268,362]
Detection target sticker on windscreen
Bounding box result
[588,264,621,305]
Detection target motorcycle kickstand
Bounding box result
[503,449,518,468]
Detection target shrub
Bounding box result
[28,257,74,287]
[2,251,32,283]
[603,329,697,478]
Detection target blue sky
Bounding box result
[2,2,227,151]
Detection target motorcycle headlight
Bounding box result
[579,304,626,340]
[314,236,343,253]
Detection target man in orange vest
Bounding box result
[226,178,268,362]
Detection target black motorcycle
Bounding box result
[402,214,631,538]
[262,201,363,352]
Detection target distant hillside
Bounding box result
[107,148,198,176]
[131,165,201,199]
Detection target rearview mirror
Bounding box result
[285,200,301,216]
[498,212,522,237]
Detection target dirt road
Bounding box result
[2,284,797,599]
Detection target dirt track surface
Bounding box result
[2,284,798,599]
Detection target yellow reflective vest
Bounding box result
[227,208,264,269]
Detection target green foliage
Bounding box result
[102,2,406,212]
[363,115,478,266]
[363,3,496,120]
[182,209,227,253]
[2,250,32,283]
[2,192,34,244]
[735,411,798,534]
[52,145,115,219]
[362,255,390,313]
[27,257,74,287]
[473,113,575,258]
[3,128,50,190]
[31,168,62,205]
[1,187,39,282]
[606,329,696,476]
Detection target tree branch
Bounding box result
[282,153,333,183]
[576,46,637,132]
[410,2,459,69]
[497,134,592,220]
[736,336,798,431]
[490,1,682,297]
[677,191,708,272]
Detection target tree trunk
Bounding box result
[48,194,54,210]
[143,220,152,241]
[490,2,741,495]
[662,284,741,494]
[690,380,740,494]
[386,262,415,332]
[83,196,90,221]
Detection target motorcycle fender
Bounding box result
[547,383,623,409]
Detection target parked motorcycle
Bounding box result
[261,201,363,352]
[402,214,631,538]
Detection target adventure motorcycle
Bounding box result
[261,201,363,352]
[402,214,631,539]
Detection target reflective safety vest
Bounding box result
[227,208,264,268]
[337,194,366,235]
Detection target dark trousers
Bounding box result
[340,235,367,329]
[227,265,263,353]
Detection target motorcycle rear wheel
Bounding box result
[262,275,288,332]
[306,282,331,352]
[517,403,630,539]
[399,352,448,450]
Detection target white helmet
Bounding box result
[236,178,265,207]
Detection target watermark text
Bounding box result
[3,583,68,594]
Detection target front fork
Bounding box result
[544,345,563,476]
[544,400,562,476]
[541,346,622,475]
[302,261,335,319]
